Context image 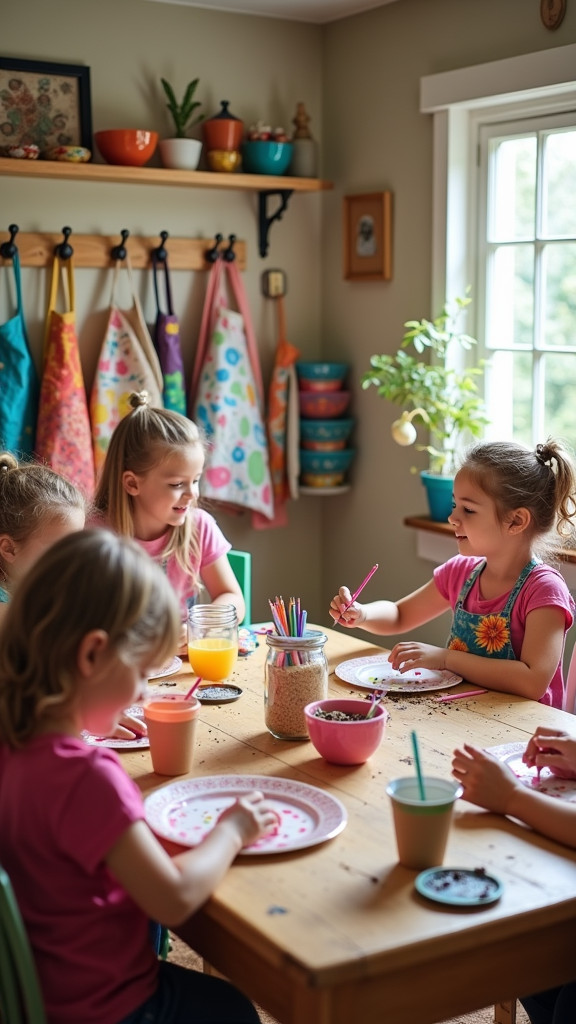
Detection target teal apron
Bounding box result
[0,251,38,455]
[447,559,538,657]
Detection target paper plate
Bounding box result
[415,867,503,907]
[148,656,182,680]
[335,655,461,693]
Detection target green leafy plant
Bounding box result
[361,293,489,476]
[160,78,204,138]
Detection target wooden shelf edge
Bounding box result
[0,157,333,193]
[404,515,576,565]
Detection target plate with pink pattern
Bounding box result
[144,774,347,855]
[81,705,149,750]
[489,742,576,803]
[335,655,461,693]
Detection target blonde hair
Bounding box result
[0,453,86,583]
[93,393,206,581]
[461,438,576,543]
[0,528,180,749]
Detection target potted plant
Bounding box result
[158,77,204,170]
[361,293,489,521]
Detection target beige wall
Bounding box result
[2,0,575,636]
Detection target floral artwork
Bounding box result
[0,58,91,154]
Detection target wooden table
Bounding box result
[124,628,576,1024]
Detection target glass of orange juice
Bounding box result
[187,604,238,682]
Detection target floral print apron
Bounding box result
[447,558,538,658]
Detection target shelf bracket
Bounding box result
[258,189,293,258]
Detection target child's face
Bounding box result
[10,508,86,584]
[123,445,204,541]
[80,646,157,738]
[448,470,506,555]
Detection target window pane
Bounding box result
[484,350,532,446]
[543,354,576,443]
[486,244,533,349]
[543,242,576,348]
[489,136,536,242]
[543,129,576,238]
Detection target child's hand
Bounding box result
[388,641,446,672]
[329,587,365,628]
[110,712,148,740]
[216,791,279,848]
[523,728,576,779]
[452,743,521,814]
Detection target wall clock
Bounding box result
[540,0,567,29]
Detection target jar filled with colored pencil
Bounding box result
[264,597,327,740]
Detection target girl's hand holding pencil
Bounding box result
[329,564,379,628]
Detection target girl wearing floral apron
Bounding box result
[330,439,576,707]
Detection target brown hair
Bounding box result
[461,438,576,542]
[0,528,180,749]
[93,392,206,580]
[0,453,86,583]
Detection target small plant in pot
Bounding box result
[361,293,489,521]
[159,77,204,170]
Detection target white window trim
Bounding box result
[419,43,576,319]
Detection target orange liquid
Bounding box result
[187,638,238,681]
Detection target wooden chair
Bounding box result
[0,864,46,1024]
[228,549,252,626]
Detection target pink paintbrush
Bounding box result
[335,564,379,625]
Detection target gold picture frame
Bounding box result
[343,191,392,282]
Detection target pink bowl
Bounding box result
[304,698,388,765]
[299,378,344,393]
[298,391,350,419]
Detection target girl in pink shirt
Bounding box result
[330,439,576,706]
[0,529,275,1024]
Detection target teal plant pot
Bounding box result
[420,471,454,523]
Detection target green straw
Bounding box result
[411,730,426,800]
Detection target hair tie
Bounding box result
[129,391,150,410]
[535,443,553,468]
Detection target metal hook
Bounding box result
[223,233,237,263]
[205,233,223,263]
[0,224,20,260]
[54,226,74,260]
[153,230,169,263]
[111,228,130,261]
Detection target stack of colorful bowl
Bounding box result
[296,362,354,489]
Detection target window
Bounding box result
[420,44,576,449]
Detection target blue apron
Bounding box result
[0,251,38,455]
[447,559,538,658]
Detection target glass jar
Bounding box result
[264,631,328,740]
[187,604,238,682]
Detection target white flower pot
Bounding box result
[159,138,202,170]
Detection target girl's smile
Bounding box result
[122,446,205,541]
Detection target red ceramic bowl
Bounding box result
[304,699,388,765]
[298,391,350,419]
[94,129,158,166]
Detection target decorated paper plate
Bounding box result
[144,774,347,855]
[148,656,182,679]
[488,742,576,803]
[335,655,462,693]
[81,704,149,749]
[415,867,503,907]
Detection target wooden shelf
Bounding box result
[404,515,576,565]
[0,157,332,193]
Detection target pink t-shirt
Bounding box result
[137,508,231,618]
[0,735,158,1024]
[434,555,574,707]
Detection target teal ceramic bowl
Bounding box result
[296,361,348,392]
[300,418,354,451]
[242,140,293,175]
[299,448,355,475]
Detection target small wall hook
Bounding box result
[111,228,130,261]
[205,233,223,263]
[0,224,19,260]
[153,230,169,263]
[54,226,74,260]
[223,233,237,262]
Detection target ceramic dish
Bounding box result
[47,145,91,162]
[196,684,243,704]
[335,655,462,693]
[144,774,347,854]
[415,867,503,907]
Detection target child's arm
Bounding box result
[452,743,576,849]
[523,727,576,779]
[329,578,450,634]
[202,553,245,624]
[106,791,276,926]
[390,606,565,701]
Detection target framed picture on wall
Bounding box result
[0,57,92,155]
[343,191,393,282]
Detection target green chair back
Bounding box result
[228,549,252,626]
[0,865,46,1023]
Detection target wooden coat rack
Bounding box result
[0,229,246,271]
